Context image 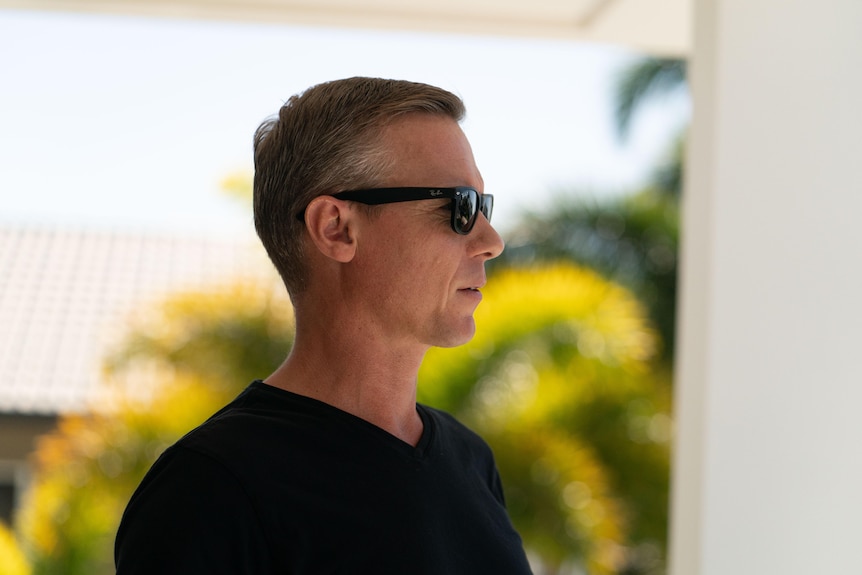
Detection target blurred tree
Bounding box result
[17,263,667,575]
[17,122,678,572]
[103,281,291,393]
[615,57,687,201]
[17,379,224,575]
[460,58,687,572]
[16,283,291,575]
[496,57,687,362]
[497,190,678,363]
[614,58,687,144]
[0,521,31,575]
[420,264,671,575]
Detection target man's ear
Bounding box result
[302,196,357,263]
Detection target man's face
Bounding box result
[345,114,504,350]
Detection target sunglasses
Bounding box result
[327,187,494,235]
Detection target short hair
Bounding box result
[252,77,466,298]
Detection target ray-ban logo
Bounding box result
[430,189,443,197]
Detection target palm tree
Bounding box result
[614,58,687,144]
[616,57,687,202]
[15,76,691,570]
[17,263,670,575]
[496,189,679,362]
[16,283,292,575]
[495,57,688,361]
[420,264,671,574]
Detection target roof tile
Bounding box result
[0,225,276,415]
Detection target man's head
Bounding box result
[253,77,466,298]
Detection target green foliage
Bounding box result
[614,58,687,141]
[17,381,224,575]
[648,135,685,200]
[15,56,687,575]
[497,191,679,361]
[17,282,292,575]
[104,282,292,394]
[0,521,31,575]
[19,264,668,574]
[420,264,671,574]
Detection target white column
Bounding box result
[670,1,862,574]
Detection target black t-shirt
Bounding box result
[115,380,533,574]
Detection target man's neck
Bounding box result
[264,320,427,446]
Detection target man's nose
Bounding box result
[471,213,505,260]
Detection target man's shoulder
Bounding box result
[419,404,493,455]
[173,381,331,465]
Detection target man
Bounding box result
[115,77,533,574]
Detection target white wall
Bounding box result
[670,0,862,573]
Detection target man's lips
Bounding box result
[458,282,485,292]
[457,288,482,304]
[457,282,485,299]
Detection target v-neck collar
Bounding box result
[250,380,435,461]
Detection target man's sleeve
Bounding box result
[115,445,274,574]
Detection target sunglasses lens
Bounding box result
[452,189,494,234]
[480,194,493,223]
[451,189,477,234]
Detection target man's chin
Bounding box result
[432,320,477,349]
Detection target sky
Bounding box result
[0,9,688,238]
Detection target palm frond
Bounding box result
[614,58,687,140]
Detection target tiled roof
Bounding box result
[0,225,276,415]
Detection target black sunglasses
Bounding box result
[320,187,493,235]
